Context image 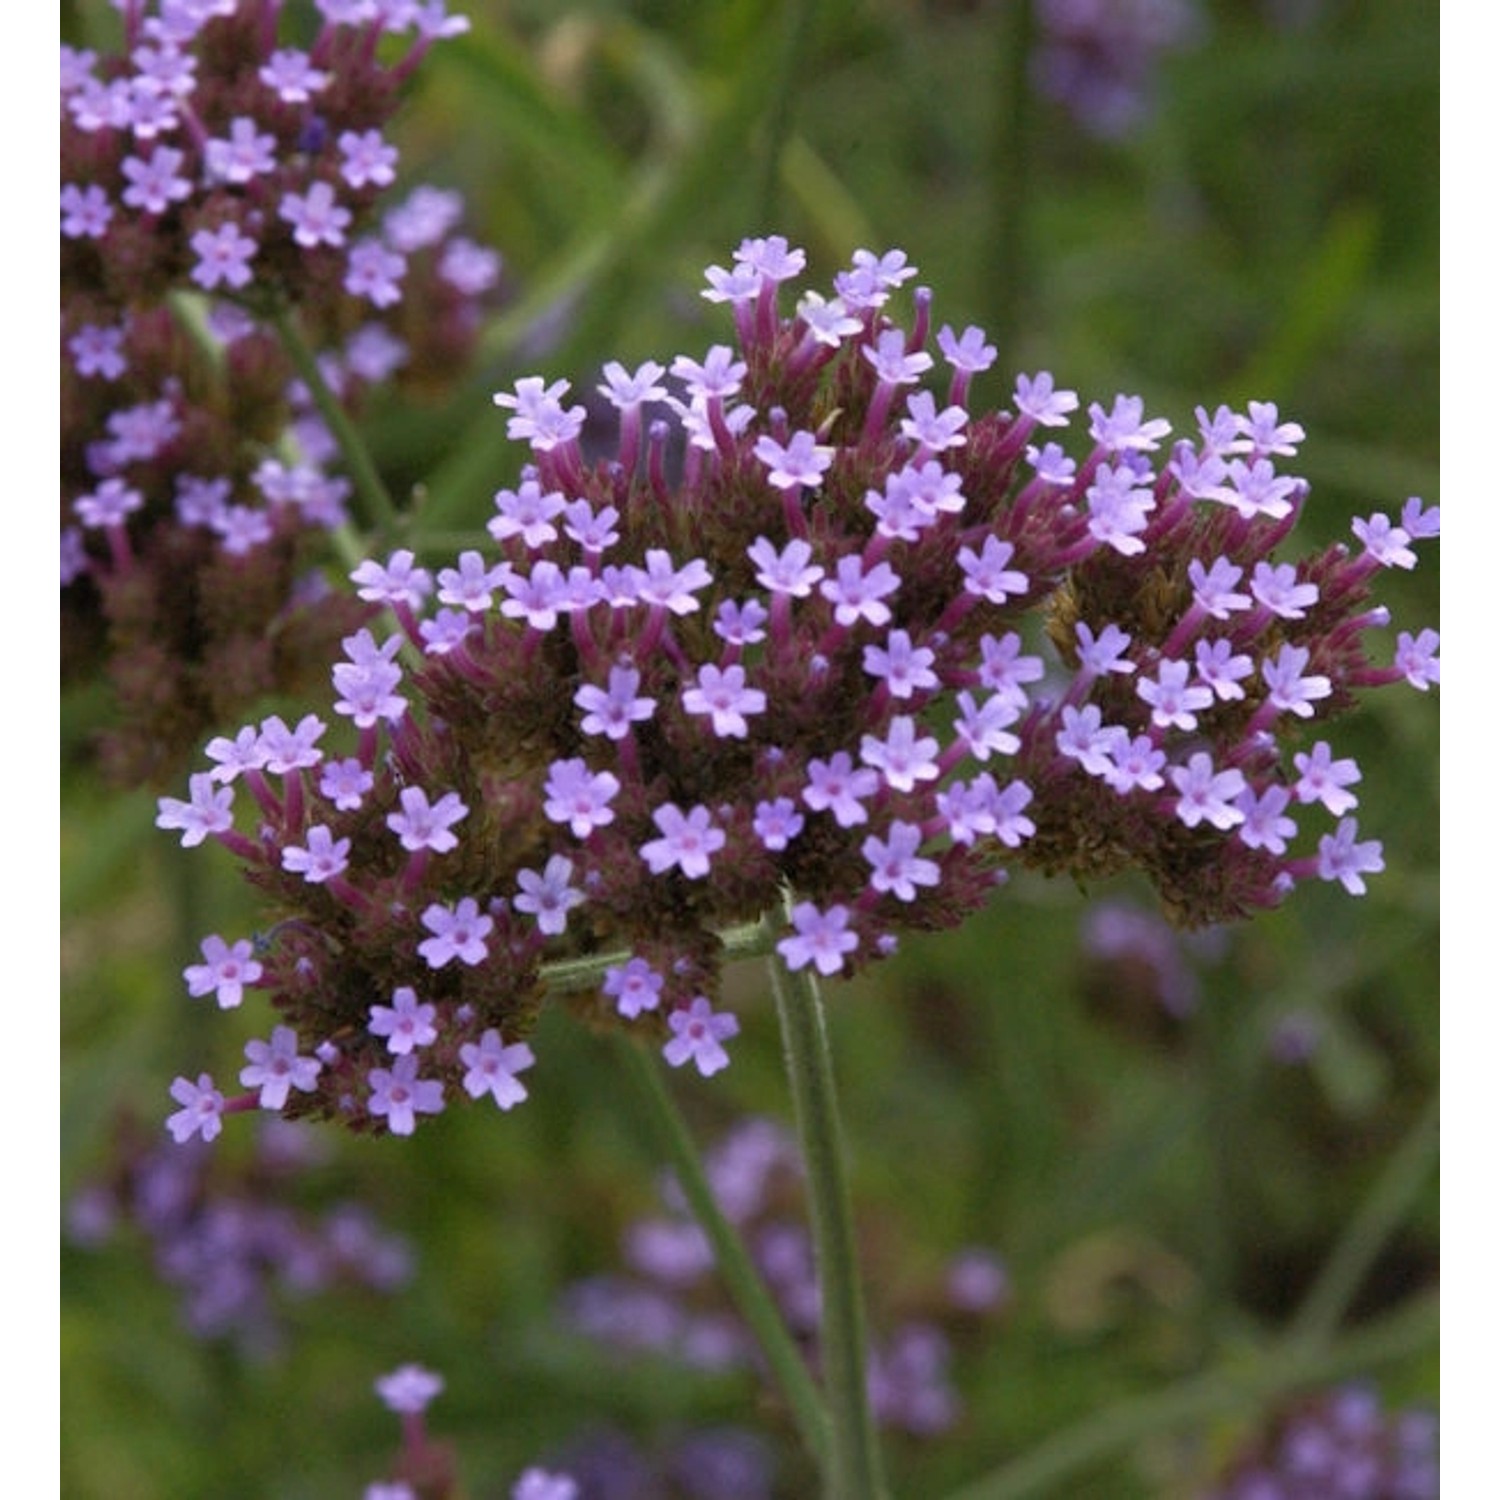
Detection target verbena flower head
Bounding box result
[1198,1384,1438,1499]
[61,0,498,784]
[158,239,1438,1138]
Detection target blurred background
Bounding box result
[60,1,1439,1496]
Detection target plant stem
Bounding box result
[267,302,401,539]
[610,1035,833,1474]
[1287,1090,1440,1347]
[769,938,889,1500]
[942,1292,1437,1500]
[540,917,778,997]
[751,0,821,226]
[986,0,1037,356]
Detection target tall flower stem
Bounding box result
[267,302,401,539]
[1287,1089,1440,1347]
[768,931,889,1500]
[610,1035,833,1475]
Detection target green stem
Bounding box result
[942,1292,1437,1500]
[1287,1091,1440,1348]
[539,917,778,997]
[769,938,889,1500]
[267,303,401,539]
[610,1035,833,1474]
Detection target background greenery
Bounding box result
[60,1,1439,1495]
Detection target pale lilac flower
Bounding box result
[460,1031,535,1109]
[682,663,766,738]
[953,691,1021,759]
[61,183,113,239]
[189,222,257,290]
[754,430,834,490]
[598,359,668,409]
[860,716,941,793]
[1014,372,1079,425]
[120,145,192,213]
[1261,643,1332,719]
[864,630,939,699]
[663,998,740,1077]
[166,1073,224,1144]
[821,554,901,627]
[575,664,656,739]
[1188,557,1251,618]
[514,855,586,935]
[1055,704,1125,777]
[1239,400,1305,456]
[1139,659,1215,731]
[338,128,398,189]
[369,987,439,1055]
[490,476,568,549]
[937,324,997,373]
[259,48,329,102]
[1104,735,1167,794]
[1225,457,1300,521]
[777,903,859,975]
[387,788,468,853]
[156,773,234,847]
[204,117,276,183]
[344,239,406,307]
[749,535,824,596]
[863,821,941,902]
[629,550,713,614]
[320,757,375,810]
[418,898,494,968]
[1088,394,1171,452]
[240,1026,322,1110]
[862,327,933,386]
[671,345,747,401]
[281,826,351,883]
[258,714,326,774]
[375,1363,444,1414]
[511,1470,578,1500]
[280,181,352,249]
[1316,819,1384,895]
[1250,561,1318,619]
[68,323,127,380]
[640,804,726,880]
[900,390,968,451]
[1170,753,1247,831]
[1293,742,1362,815]
[543,759,621,838]
[803,752,880,827]
[753,797,805,851]
[1235,784,1298,855]
[1393,629,1440,690]
[184,935,262,1009]
[603,958,664,1019]
[1075,621,1134,677]
[1194,638,1254,702]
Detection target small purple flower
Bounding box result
[640,804,726,880]
[663,998,740,1077]
[189,222,257,290]
[863,821,941,902]
[280,181,351,249]
[281,825,351,883]
[753,796,805,851]
[184,935,262,1009]
[240,1026,322,1110]
[344,239,406,307]
[803,751,880,827]
[387,787,468,854]
[1014,371,1079,426]
[259,48,330,102]
[1139,659,1215,732]
[861,715,941,794]
[120,146,192,214]
[682,663,766,738]
[1316,819,1385,895]
[575,664,656,739]
[777,903,859,976]
[821,554,901,627]
[166,1073,224,1144]
[205,117,277,183]
[749,535,824,597]
[61,183,113,238]
[156,773,234,847]
[460,1030,535,1110]
[1293,742,1362,815]
[603,958,665,1019]
[543,758,621,838]
[375,1364,444,1415]
[514,855,586,935]
[1261,643,1332,719]
[417,898,494,968]
[1235,784,1298,856]
[319,757,375,810]
[1250,561,1319,620]
[369,987,439,1056]
[1393,628,1440,690]
[338,128,398,189]
[1170,753,1247,831]
[754,430,834,490]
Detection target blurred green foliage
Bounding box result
[62,1,1438,1496]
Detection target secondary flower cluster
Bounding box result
[62,0,499,783]
[155,236,1437,1141]
[1199,1384,1437,1500]
[561,1118,1006,1439]
[66,1116,411,1355]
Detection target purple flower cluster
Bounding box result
[1034,0,1202,138]
[560,1118,1004,1440]
[155,237,1436,1138]
[62,0,499,782]
[1200,1384,1438,1499]
[66,1116,411,1355]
